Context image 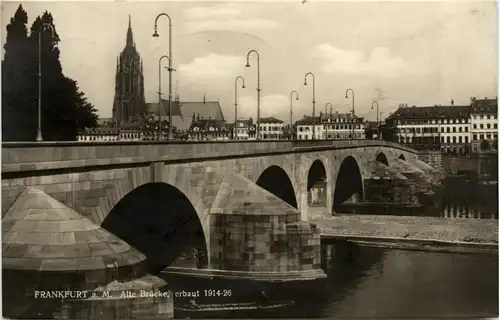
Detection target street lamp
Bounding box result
[324,102,333,140]
[153,13,174,140]
[290,91,299,140]
[345,88,355,139]
[157,55,170,140]
[37,22,56,142]
[379,112,384,140]
[245,49,260,140]
[234,76,246,140]
[371,101,379,139]
[304,72,316,140]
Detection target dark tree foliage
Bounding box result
[480,139,491,152]
[2,7,98,142]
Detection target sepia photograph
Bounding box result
[1,0,498,319]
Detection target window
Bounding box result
[495,124,498,129]
[473,124,477,129]
[473,134,478,140]
[453,136,457,143]
[452,127,456,133]
[447,137,451,143]
[458,127,462,132]
[446,127,450,133]
[441,136,445,143]
[487,124,491,129]
[487,134,491,139]
[459,136,462,143]
[480,134,485,140]
[465,136,469,143]
[441,127,444,133]
[487,115,491,120]
[465,127,469,132]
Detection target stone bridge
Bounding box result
[2,140,439,284]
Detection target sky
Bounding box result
[1,0,498,123]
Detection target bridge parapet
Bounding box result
[2,140,418,174]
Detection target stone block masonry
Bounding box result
[210,214,321,273]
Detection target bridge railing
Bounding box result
[2,139,417,173]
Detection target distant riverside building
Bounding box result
[320,111,365,140]
[112,15,146,124]
[295,116,323,140]
[233,118,256,140]
[185,114,232,141]
[257,117,284,140]
[385,103,471,154]
[470,97,498,153]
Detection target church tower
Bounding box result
[112,15,146,124]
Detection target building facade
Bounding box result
[233,118,256,140]
[386,104,471,154]
[257,117,284,140]
[185,115,233,141]
[470,97,498,153]
[112,16,146,124]
[295,116,323,140]
[321,112,366,140]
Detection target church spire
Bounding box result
[126,15,134,47]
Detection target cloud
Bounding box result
[178,53,244,84]
[182,4,280,33]
[183,6,242,20]
[313,44,418,78]
[238,94,299,119]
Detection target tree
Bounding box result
[2,9,98,141]
[493,140,498,151]
[2,4,32,141]
[480,139,491,152]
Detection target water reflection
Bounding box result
[312,244,499,318]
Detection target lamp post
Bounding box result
[304,72,316,140]
[371,101,379,139]
[234,76,246,140]
[245,50,260,140]
[157,55,170,140]
[324,102,332,140]
[37,22,56,142]
[345,88,355,139]
[290,91,299,140]
[379,112,384,140]
[153,13,174,140]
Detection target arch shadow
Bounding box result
[333,156,364,213]
[256,165,298,208]
[376,152,389,166]
[399,154,406,161]
[307,159,327,207]
[102,182,208,274]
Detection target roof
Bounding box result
[295,116,321,126]
[145,100,224,131]
[471,97,497,114]
[190,118,232,131]
[387,105,471,120]
[259,117,284,124]
[2,187,146,272]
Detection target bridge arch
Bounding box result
[333,156,364,213]
[376,152,389,166]
[256,165,298,208]
[102,182,208,274]
[307,159,327,207]
[399,154,406,161]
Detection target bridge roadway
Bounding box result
[2,139,416,173]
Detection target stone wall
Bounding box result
[441,155,498,178]
[210,214,321,273]
[419,151,443,171]
[364,178,419,204]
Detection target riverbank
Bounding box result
[314,214,498,254]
